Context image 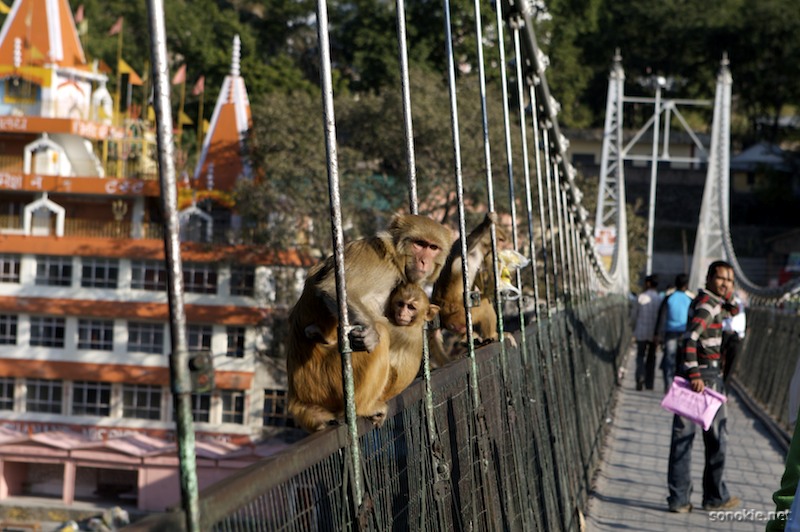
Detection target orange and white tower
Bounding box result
[193,34,252,193]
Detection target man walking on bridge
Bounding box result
[667,260,741,513]
[632,275,662,391]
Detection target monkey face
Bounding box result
[406,239,444,282]
[392,298,419,326]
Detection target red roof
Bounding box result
[0,0,87,68]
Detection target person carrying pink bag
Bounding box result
[666,260,741,514]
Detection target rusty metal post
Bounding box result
[145,1,200,530]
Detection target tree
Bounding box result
[724,0,800,142]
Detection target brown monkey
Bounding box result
[381,283,440,401]
[302,283,439,403]
[430,212,504,366]
[287,214,452,432]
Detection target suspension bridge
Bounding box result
[128,0,799,530]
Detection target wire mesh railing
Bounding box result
[129,296,630,531]
[131,0,636,527]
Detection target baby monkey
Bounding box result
[301,282,439,426]
[381,282,439,401]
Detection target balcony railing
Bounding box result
[0,215,164,240]
[0,153,158,182]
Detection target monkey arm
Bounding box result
[312,238,405,353]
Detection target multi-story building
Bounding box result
[0,0,308,513]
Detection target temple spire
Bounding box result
[192,35,252,192]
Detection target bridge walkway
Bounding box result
[586,346,788,531]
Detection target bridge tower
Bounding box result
[595,50,630,293]
[688,56,732,292]
[594,51,624,262]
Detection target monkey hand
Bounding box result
[485,211,499,225]
[348,323,380,352]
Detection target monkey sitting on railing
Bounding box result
[286,214,451,433]
[430,212,510,366]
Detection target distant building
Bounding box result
[0,0,309,512]
[730,141,799,195]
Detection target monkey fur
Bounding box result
[430,212,505,366]
[381,283,440,401]
[287,214,452,432]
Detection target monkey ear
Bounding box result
[426,305,441,321]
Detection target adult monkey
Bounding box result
[287,214,451,432]
[430,212,504,365]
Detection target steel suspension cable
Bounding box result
[393,2,452,527]
[495,8,538,358]
[509,24,542,326]
[470,0,508,375]
[316,0,365,513]
[528,82,552,310]
[553,164,571,300]
[395,0,418,215]
[441,0,498,525]
[145,0,200,529]
[541,125,561,306]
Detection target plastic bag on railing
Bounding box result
[498,249,530,301]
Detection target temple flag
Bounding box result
[108,16,123,36]
[172,64,187,86]
[192,75,205,96]
[119,58,143,86]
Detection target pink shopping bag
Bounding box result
[660,376,727,431]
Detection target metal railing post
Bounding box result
[145,0,199,530]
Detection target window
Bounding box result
[72,381,111,416]
[0,202,22,230]
[122,384,162,420]
[183,263,217,294]
[264,389,294,428]
[127,322,164,354]
[0,377,13,410]
[180,214,210,243]
[25,379,62,414]
[191,393,211,423]
[131,260,167,291]
[221,390,245,424]
[5,77,36,103]
[0,254,20,283]
[35,255,72,287]
[29,317,65,347]
[230,265,255,296]
[0,314,17,345]
[81,258,119,288]
[226,326,245,358]
[187,324,212,351]
[77,319,114,351]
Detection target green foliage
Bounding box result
[60,0,800,268]
[68,0,800,140]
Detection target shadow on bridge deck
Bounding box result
[586,345,788,531]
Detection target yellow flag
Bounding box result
[202,119,209,133]
[147,106,155,121]
[0,2,10,15]
[118,58,143,85]
[179,111,193,126]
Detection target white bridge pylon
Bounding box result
[597,52,800,302]
[688,56,732,292]
[692,56,800,302]
[596,50,718,290]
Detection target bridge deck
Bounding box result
[586,346,788,531]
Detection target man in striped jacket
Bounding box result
[666,260,741,514]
